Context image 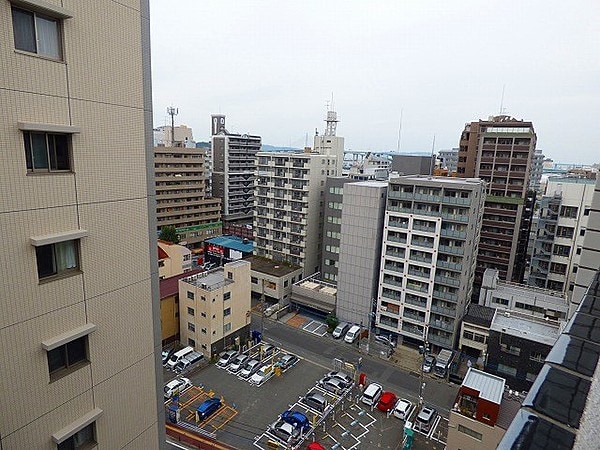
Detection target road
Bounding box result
[257,315,458,416]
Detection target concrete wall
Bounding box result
[0,1,162,448]
[448,411,505,450]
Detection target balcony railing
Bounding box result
[438,245,464,255]
[436,260,463,271]
[434,275,460,287]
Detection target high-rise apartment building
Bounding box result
[0,1,162,448]
[155,144,222,249]
[529,148,545,193]
[377,176,485,349]
[528,177,596,295]
[457,115,537,293]
[254,151,335,276]
[211,114,261,225]
[321,177,347,283]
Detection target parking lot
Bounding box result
[164,339,448,449]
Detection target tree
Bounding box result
[159,226,180,244]
[325,313,339,333]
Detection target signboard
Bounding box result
[207,244,224,257]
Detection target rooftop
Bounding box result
[464,304,496,328]
[159,268,203,298]
[491,310,561,346]
[206,235,254,253]
[180,268,233,292]
[247,255,302,277]
[390,174,484,186]
[462,368,506,405]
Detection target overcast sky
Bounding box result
[150,0,600,164]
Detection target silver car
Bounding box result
[240,359,261,378]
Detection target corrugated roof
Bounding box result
[206,235,254,253]
[462,368,505,405]
[159,269,203,298]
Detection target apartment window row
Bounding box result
[462,330,487,344]
[457,424,482,441]
[328,201,342,210]
[329,186,343,195]
[500,343,521,356]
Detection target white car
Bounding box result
[393,398,413,420]
[216,350,238,368]
[250,364,273,385]
[240,359,261,378]
[228,354,249,373]
[164,377,191,399]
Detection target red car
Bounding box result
[377,391,398,412]
[307,443,326,450]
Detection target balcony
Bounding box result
[408,268,430,279]
[442,196,471,206]
[434,274,460,287]
[388,235,407,245]
[384,262,404,272]
[406,282,429,294]
[414,193,442,203]
[429,318,455,332]
[438,245,464,255]
[411,238,434,249]
[386,249,406,259]
[433,289,458,302]
[405,295,428,309]
[413,224,436,233]
[427,333,453,348]
[388,190,414,200]
[401,323,424,338]
[383,276,403,287]
[388,219,409,229]
[388,205,413,214]
[430,303,456,317]
[403,310,426,323]
[440,212,469,223]
[436,260,463,271]
[409,253,432,264]
[440,228,466,239]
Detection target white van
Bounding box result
[344,325,361,344]
[167,346,194,370]
[361,382,383,406]
[174,351,204,373]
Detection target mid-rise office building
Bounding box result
[377,176,485,349]
[155,144,222,248]
[529,177,596,296]
[321,177,347,284]
[211,114,261,225]
[0,1,162,448]
[457,115,537,293]
[254,151,336,276]
[179,261,251,358]
[336,181,388,325]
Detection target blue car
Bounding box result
[281,410,310,433]
[196,397,221,421]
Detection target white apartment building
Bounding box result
[313,110,345,176]
[529,177,596,296]
[254,150,336,277]
[377,176,485,349]
[179,261,251,358]
[0,1,162,449]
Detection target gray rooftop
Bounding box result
[180,268,233,291]
[491,310,561,346]
[462,368,506,405]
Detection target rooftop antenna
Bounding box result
[499,84,506,115]
[396,109,403,153]
[167,106,178,146]
[430,134,436,176]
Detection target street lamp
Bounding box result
[418,325,430,409]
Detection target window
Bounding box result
[223,323,232,333]
[497,363,517,376]
[187,307,194,316]
[584,208,591,216]
[46,336,88,379]
[56,422,95,450]
[201,328,207,334]
[187,291,194,300]
[458,424,482,441]
[491,297,509,306]
[224,308,231,317]
[227,271,233,280]
[187,322,195,332]
[188,338,195,347]
[12,6,62,59]
[284,280,289,288]
[530,351,546,363]
[500,343,521,356]
[201,296,206,301]
[36,240,79,280]
[580,229,586,237]
[251,277,258,284]
[223,292,231,301]
[560,206,578,218]
[200,312,206,318]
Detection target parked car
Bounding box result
[319,376,347,394]
[344,325,361,343]
[174,351,204,373]
[301,391,328,413]
[332,322,350,339]
[196,397,222,421]
[269,419,300,445]
[276,353,299,370]
[393,398,413,420]
[374,334,396,347]
[414,406,438,432]
[361,382,383,406]
[228,354,249,373]
[250,364,273,385]
[422,355,436,373]
[261,343,276,358]
[164,377,191,399]
[239,358,261,378]
[325,371,353,388]
[162,348,175,366]
[281,410,310,433]
[216,350,238,368]
[307,443,327,450]
[264,304,280,317]
[377,391,398,412]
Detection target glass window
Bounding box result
[223,292,231,301]
[57,423,95,450]
[12,7,61,59]
[187,291,194,300]
[187,307,194,316]
[47,336,88,377]
[24,132,71,172]
[36,240,79,280]
[224,308,231,317]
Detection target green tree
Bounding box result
[159,225,180,244]
[325,313,339,333]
